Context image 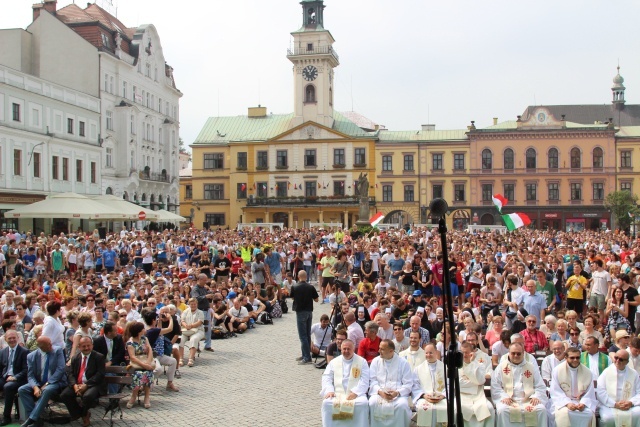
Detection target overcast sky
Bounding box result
[4,0,640,146]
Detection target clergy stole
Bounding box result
[604,368,637,427]
[500,360,538,427]
[580,352,608,375]
[331,356,363,420]
[416,361,447,427]
[373,357,402,421]
[554,364,595,427]
[459,361,491,422]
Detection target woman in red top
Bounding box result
[357,320,381,364]
[229,251,243,280]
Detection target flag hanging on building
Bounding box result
[501,213,531,231]
[240,183,246,191]
[262,184,267,190]
[492,194,508,213]
[318,182,321,189]
[369,212,385,227]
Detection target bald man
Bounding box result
[345,312,365,351]
[291,269,319,364]
[596,349,640,427]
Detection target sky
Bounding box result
[3,0,640,147]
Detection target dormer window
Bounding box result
[101,33,110,48]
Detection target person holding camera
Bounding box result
[191,274,215,352]
[141,308,179,393]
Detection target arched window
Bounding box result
[503,148,514,170]
[305,85,316,103]
[526,148,536,169]
[548,148,559,169]
[105,187,113,195]
[481,149,492,170]
[593,147,604,168]
[570,147,581,169]
[123,191,129,201]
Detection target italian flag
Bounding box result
[492,194,508,213]
[501,213,531,231]
[369,212,385,227]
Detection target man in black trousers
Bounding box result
[0,330,28,426]
[93,321,125,394]
[60,336,105,427]
[291,270,318,365]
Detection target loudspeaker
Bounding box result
[203,221,209,229]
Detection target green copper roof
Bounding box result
[377,129,467,142]
[617,126,640,137]
[476,120,610,132]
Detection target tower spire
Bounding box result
[612,64,626,108]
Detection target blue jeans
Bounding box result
[19,382,64,421]
[202,309,212,349]
[296,310,313,361]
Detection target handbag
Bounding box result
[182,328,196,337]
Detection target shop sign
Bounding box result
[544,213,558,218]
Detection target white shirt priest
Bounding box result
[411,344,448,427]
[596,350,640,427]
[399,331,426,371]
[459,342,495,427]
[321,339,371,427]
[491,342,548,427]
[542,341,567,384]
[368,339,413,427]
[549,348,597,427]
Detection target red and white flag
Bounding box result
[369,212,385,227]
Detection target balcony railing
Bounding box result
[139,171,170,183]
[469,167,616,174]
[246,196,375,207]
[287,46,339,63]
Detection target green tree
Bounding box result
[178,137,191,162]
[604,190,638,231]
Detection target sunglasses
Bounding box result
[615,357,629,362]
[393,328,402,331]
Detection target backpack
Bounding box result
[271,301,282,318]
[257,312,273,325]
[211,326,228,339]
[280,298,289,314]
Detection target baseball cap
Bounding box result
[412,290,422,297]
[634,262,640,269]
[228,291,237,299]
[615,330,630,340]
[496,252,503,258]
[154,272,162,277]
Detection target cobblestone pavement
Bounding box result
[60,297,333,427]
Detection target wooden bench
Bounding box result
[98,365,132,427]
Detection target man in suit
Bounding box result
[59,336,105,427]
[18,336,67,427]
[93,321,125,394]
[0,330,28,425]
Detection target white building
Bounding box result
[0,9,102,233]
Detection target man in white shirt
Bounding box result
[344,312,364,351]
[374,313,394,341]
[311,314,333,357]
[541,340,566,384]
[581,336,611,381]
[589,259,612,324]
[596,349,640,427]
[411,343,447,427]
[399,331,426,370]
[321,339,370,427]
[458,341,495,427]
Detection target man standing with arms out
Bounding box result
[491,342,548,427]
[580,336,610,381]
[549,347,597,427]
[191,274,214,352]
[590,259,612,324]
[596,349,640,427]
[0,331,28,426]
[411,343,447,427]
[368,339,413,427]
[291,270,318,365]
[321,339,370,427]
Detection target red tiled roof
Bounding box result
[84,4,129,33]
[55,3,96,24]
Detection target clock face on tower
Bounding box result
[302,65,318,81]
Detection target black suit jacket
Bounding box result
[93,335,125,366]
[0,345,28,384]
[66,351,105,392]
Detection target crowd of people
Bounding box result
[0,224,640,427]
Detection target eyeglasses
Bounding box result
[509,352,523,356]
[393,328,402,331]
[87,299,94,302]
[526,320,536,324]
[615,357,629,362]
[119,314,127,318]
[567,356,580,360]
[570,333,580,336]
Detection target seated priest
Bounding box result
[411,343,447,427]
[458,341,495,427]
[596,349,640,427]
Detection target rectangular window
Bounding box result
[548,183,559,201]
[237,152,247,169]
[621,151,632,168]
[432,154,443,171]
[76,159,83,182]
[105,148,113,167]
[204,184,224,200]
[593,183,604,200]
[67,118,74,134]
[130,115,136,134]
[333,181,345,196]
[185,184,192,199]
[62,157,69,181]
[276,150,288,168]
[0,209,19,232]
[432,184,443,199]
[621,182,632,193]
[33,152,40,178]
[13,150,21,176]
[526,183,537,201]
[123,81,127,98]
[31,108,40,127]
[504,184,515,201]
[454,184,465,202]
[382,185,393,202]
[404,185,414,202]
[52,156,59,180]
[333,149,345,166]
[276,181,288,198]
[257,182,268,198]
[570,183,582,201]
[382,155,392,171]
[90,162,96,184]
[257,151,268,168]
[12,103,20,121]
[354,148,366,165]
[236,183,247,199]
[403,154,414,171]
[106,111,113,131]
[453,153,465,170]
[203,153,224,169]
[307,43,313,51]
[481,184,493,201]
[304,149,316,167]
[305,181,316,197]
[205,213,225,226]
[79,121,85,137]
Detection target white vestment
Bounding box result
[368,354,413,427]
[399,347,426,371]
[473,350,493,379]
[491,357,548,427]
[549,361,597,427]
[321,354,371,427]
[596,365,640,427]
[541,354,564,382]
[411,360,447,427]
[458,358,495,427]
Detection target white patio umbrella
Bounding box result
[91,195,160,221]
[5,192,127,219]
[153,209,187,222]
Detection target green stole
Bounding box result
[580,351,608,374]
